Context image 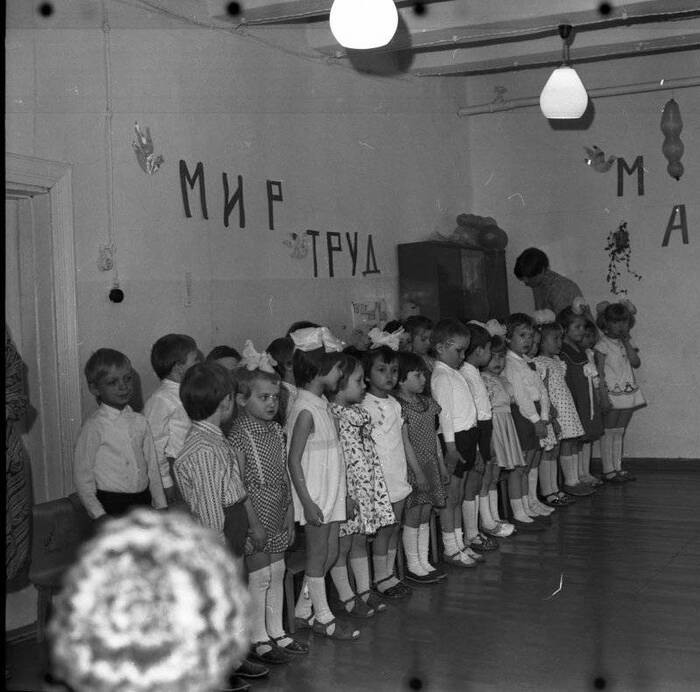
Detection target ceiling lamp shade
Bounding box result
[539,25,588,119]
[329,0,399,50]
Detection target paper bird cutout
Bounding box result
[283,232,308,259]
[132,122,164,175]
[584,146,616,173]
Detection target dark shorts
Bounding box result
[510,402,540,452]
[223,500,249,558]
[476,419,494,463]
[439,428,479,478]
[96,488,151,517]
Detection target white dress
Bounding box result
[595,335,646,409]
[286,389,346,525]
[360,393,412,503]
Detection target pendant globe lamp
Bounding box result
[329,0,399,50]
[539,24,589,119]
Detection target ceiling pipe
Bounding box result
[458,75,700,116]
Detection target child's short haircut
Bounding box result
[84,348,130,385]
[540,321,564,339]
[180,362,233,421]
[361,345,396,377]
[596,302,636,331]
[266,337,295,380]
[431,319,470,348]
[513,248,549,279]
[384,319,404,333]
[206,345,241,362]
[335,353,361,391]
[343,345,365,359]
[396,351,427,384]
[556,306,584,332]
[506,313,535,339]
[292,348,343,388]
[151,334,197,379]
[583,319,599,335]
[233,367,280,399]
[404,315,433,336]
[490,335,507,354]
[465,323,491,356]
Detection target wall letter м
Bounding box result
[179,160,208,219]
[617,156,644,197]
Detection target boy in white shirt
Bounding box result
[430,320,482,568]
[74,348,166,519]
[144,333,201,505]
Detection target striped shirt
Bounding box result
[174,421,246,541]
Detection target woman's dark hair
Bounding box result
[396,351,427,384]
[266,337,295,379]
[293,348,343,387]
[514,248,549,279]
[361,346,396,380]
[596,302,636,331]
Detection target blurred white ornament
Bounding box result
[329,0,399,50]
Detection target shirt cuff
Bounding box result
[442,432,455,444]
[528,414,540,423]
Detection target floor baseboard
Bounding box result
[5,623,37,644]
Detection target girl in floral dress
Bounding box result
[329,354,395,617]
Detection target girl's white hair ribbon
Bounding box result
[240,340,277,373]
[368,327,403,351]
[485,319,507,337]
[533,309,557,326]
[290,327,344,353]
[320,327,345,353]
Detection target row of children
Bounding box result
[73,300,644,691]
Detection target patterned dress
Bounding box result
[534,355,585,444]
[286,389,346,525]
[228,414,291,554]
[6,326,32,588]
[560,342,604,442]
[329,403,395,538]
[394,394,447,509]
[481,373,525,469]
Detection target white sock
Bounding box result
[479,494,497,530]
[560,454,579,486]
[528,469,552,514]
[294,575,313,619]
[417,523,435,572]
[454,528,465,551]
[442,531,459,556]
[489,489,503,522]
[511,497,533,522]
[307,575,333,624]
[402,526,427,575]
[349,556,371,599]
[249,566,272,645]
[266,559,289,643]
[330,564,355,606]
[462,499,479,540]
[611,428,625,471]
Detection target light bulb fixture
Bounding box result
[329,0,399,50]
[539,24,588,119]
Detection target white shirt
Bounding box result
[144,379,191,488]
[459,362,492,421]
[73,403,167,519]
[430,360,477,443]
[503,350,550,423]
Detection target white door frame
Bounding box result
[6,152,81,498]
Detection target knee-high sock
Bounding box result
[510,497,533,522]
[349,555,371,598]
[294,575,313,619]
[307,575,333,624]
[611,428,625,471]
[249,565,272,644]
[266,559,287,640]
[442,531,459,556]
[578,443,592,478]
[478,494,497,529]
[330,564,354,604]
[600,430,616,474]
[417,523,434,571]
[402,526,427,575]
[462,499,479,540]
[489,489,502,522]
[560,454,579,486]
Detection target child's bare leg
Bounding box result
[528,450,553,515]
[462,468,483,541]
[478,461,498,530]
[331,534,356,610]
[560,439,581,487]
[298,523,333,625]
[539,445,558,498]
[372,522,395,593]
[509,466,534,523]
[613,409,635,476]
[440,474,463,553]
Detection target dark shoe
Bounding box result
[271,635,309,655]
[468,533,499,552]
[293,614,315,631]
[617,469,637,481]
[601,472,626,484]
[221,676,251,692]
[512,518,546,532]
[425,564,448,580]
[543,493,567,507]
[311,617,360,640]
[360,589,387,612]
[340,594,375,617]
[405,569,441,584]
[250,641,292,664]
[236,658,269,679]
[562,483,595,496]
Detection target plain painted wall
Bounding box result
[465,52,700,458]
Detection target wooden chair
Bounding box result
[28,493,95,641]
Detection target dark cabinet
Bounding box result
[398,241,509,323]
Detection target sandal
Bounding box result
[250,641,292,665]
[543,493,566,507]
[359,589,387,612]
[293,614,315,631]
[601,471,625,484]
[556,492,576,505]
[342,595,375,618]
[617,470,637,481]
[271,635,309,655]
[312,617,360,640]
[469,533,498,552]
[374,577,409,600]
[443,550,478,568]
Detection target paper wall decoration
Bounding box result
[584,145,616,172]
[132,122,164,175]
[660,98,684,181]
